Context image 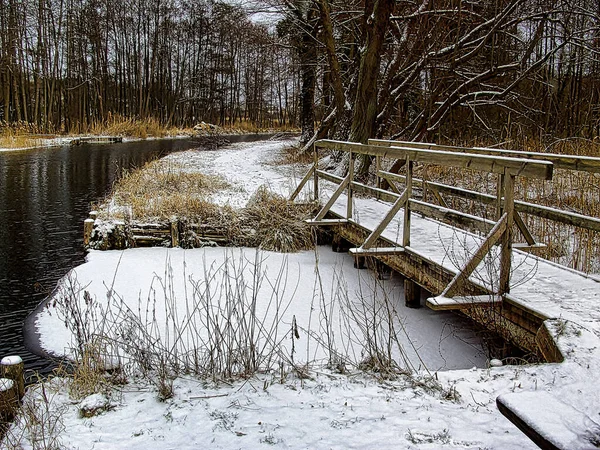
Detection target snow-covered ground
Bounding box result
[6,139,600,449]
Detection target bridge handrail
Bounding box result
[368,138,600,174]
[317,139,553,179]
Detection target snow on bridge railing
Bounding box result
[291,138,557,298]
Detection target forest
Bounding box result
[1,0,599,147]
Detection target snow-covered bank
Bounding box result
[6,138,600,449]
[35,247,488,372]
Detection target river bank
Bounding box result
[4,138,600,449]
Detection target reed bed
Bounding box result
[97,158,319,253]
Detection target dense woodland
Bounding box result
[1,0,599,146]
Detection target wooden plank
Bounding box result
[305,219,348,226]
[314,174,350,220]
[370,138,600,174]
[409,199,495,234]
[349,247,405,256]
[497,392,600,450]
[403,158,412,247]
[362,188,408,249]
[380,172,600,232]
[442,213,508,298]
[347,151,354,219]
[289,165,315,201]
[513,243,547,250]
[500,174,515,295]
[316,139,554,179]
[427,295,502,311]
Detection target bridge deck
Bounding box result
[323,190,600,349]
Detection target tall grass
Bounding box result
[47,249,422,388]
[89,113,181,138]
[103,159,230,221]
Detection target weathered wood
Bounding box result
[331,233,351,253]
[513,211,536,246]
[349,246,405,256]
[71,136,123,145]
[442,213,508,298]
[1,355,24,400]
[427,295,502,311]
[314,174,351,221]
[306,219,348,226]
[402,175,600,232]
[316,140,554,179]
[313,143,319,200]
[347,151,354,219]
[362,188,408,249]
[500,175,515,295]
[404,279,421,308]
[83,218,95,246]
[370,138,600,174]
[497,392,599,450]
[410,199,495,234]
[290,164,315,201]
[403,158,412,247]
[170,219,180,248]
[0,378,17,421]
[535,320,564,363]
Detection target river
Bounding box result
[0,134,273,378]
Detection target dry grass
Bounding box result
[98,159,319,252]
[241,186,319,252]
[105,159,230,221]
[90,113,179,139]
[0,122,48,148]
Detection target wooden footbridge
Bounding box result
[290,139,600,363]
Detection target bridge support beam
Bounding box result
[404,279,421,308]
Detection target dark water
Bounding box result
[0,134,275,378]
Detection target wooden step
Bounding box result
[305,219,348,226]
[426,294,501,311]
[349,247,405,256]
[513,242,547,250]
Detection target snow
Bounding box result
[0,378,14,392]
[6,138,600,449]
[497,391,600,449]
[1,355,23,365]
[35,247,488,372]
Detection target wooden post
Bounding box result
[170,219,180,248]
[0,378,17,420]
[353,255,366,269]
[1,355,25,400]
[499,173,515,295]
[404,279,421,308]
[83,218,95,246]
[375,155,381,191]
[332,234,351,253]
[403,156,413,247]
[313,143,319,201]
[347,151,354,219]
[496,173,505,220]
[89,211,98,220]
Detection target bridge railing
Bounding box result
[368,139,600,234]
[291,139,555,298]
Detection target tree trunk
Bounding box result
[349,0,394,177]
